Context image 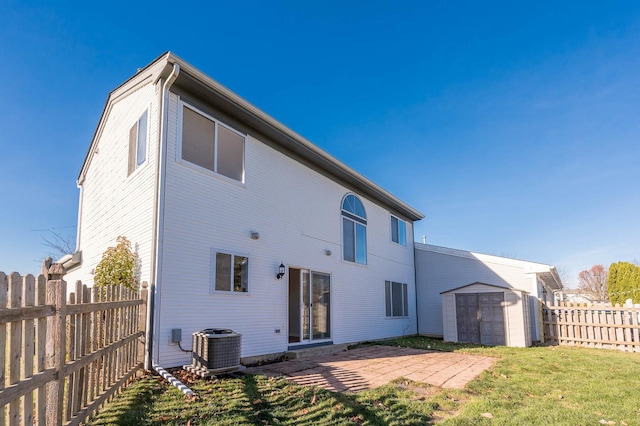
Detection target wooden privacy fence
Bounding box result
[0,264,148,425]
[542,301,640,352]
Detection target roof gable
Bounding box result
[78,52,424,222]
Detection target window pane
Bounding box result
[217,125,244,181]
[399,220,406,246]
[385,281,391,317]
[342,194,366,220]
[215,253,231,291]
[233,255,248,292]
[392,282,403,316]
[182,107,215,171]
[312,272,331,339]
[355,223,367,264]
[403,283,408,316]
[353,197,366,219]
[137,110,148,166]
[391,217,399,243]
[343,218,355,262]
[128,121,137,176]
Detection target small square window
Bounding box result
[213,251,248,293]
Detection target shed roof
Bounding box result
[417,243,563,290]
[440,281,530,294]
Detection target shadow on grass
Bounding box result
[87,376,158,425]
[242,374,277,424]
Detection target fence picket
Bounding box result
[8,272,23,426]
[0,266,147,425]
[0,272,7,426]
[35,274,46,424]
[22,275,35,426]
[543,301,640,352]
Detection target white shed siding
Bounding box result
[415,244,552,342]
[155,94,416,367]
[416,247,527,336]
[65,83,159,291]
[440,284,531,347]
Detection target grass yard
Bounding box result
[88,337,640,425]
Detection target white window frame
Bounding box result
[341,194,367,265]
[210,249,250,294]
[390,215,407,246]
[177,101,246,183]
[385,280,409,318]
[128,108,149,177]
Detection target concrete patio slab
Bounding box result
[246,346,496,393]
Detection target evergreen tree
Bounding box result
[608,261,640,305]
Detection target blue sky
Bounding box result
[1,1,639,286]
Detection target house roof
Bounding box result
[416,243,563,290]
[78,52,424,222]
[440,281,530,294]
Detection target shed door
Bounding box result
[478,293,506,345]
[456,294,481,344]
[455,292,505,345]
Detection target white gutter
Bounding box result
[147,63,180,370]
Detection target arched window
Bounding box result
[342,194,367,264]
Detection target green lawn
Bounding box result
[88,337,640,425]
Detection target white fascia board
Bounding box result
[415,243,557,272]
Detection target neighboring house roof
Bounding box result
[416,243,563,290]
[78,52,424,222]
[440,281,530,294]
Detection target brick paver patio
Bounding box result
[246,346,496,392]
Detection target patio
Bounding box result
[246,345,496,392]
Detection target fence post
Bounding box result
[138,281,148,369]
[45,263,67,426]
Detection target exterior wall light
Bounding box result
[276,263,286,280]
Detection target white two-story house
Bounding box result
[65,52,424,368]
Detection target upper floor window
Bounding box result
[180,103,245,182]
[128,110,148,176]
[342,194,367,264]
[391,215,407,246]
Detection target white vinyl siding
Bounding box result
[156,93,416,367]
[179,102,245,182]
[66,84,158,290]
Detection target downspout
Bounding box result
[413,230,420,336]
[75,184,84,251]
[147,63,180,370]
[153,364,198,399]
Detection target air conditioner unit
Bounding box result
[191,328,242,371]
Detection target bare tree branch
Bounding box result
[577,264,608,301]
[34,228,76,260]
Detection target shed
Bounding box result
[441,282,531,347]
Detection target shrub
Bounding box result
[94,236,139,291]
